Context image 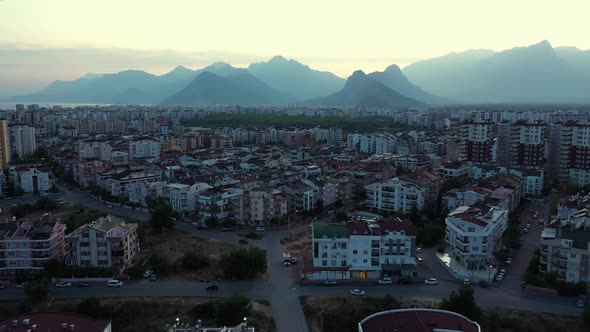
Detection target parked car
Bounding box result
[463,278,471,285]
[495,273,504,282]
[255,226,265,232]
[239,239,249,245]
[149,274,157,281]
[416,247,422,253]
[523,228,529,233]
[417,257,423,263]
[107,280,123,287]
[323,280,337,286]
[378,277,393,285]
[283,260,291,267]
[143,271,153,278]
[424,278,438,285]
[206,284,219,291]
[505,258,512,265]
[289,257,298,264]
[526,224,531,229]
[55,281,72,288]
[73,281,89,287]
[350,289,365,296]
[538,219,545,225]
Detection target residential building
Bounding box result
[460,120,495,164]
[65,215,139,273]
[129,138,160,160]
[391,155,430,172]
[445,204,509,270]
[197,188,244,221]
[399,171,443,206]
[496,120,546,169]
[309,218,418,280]
[232,188,287,225]
[280,181,317,212]
[0,119,10,169]
[0,221,66,278]
[167,183,201,213]
[549,121,590,186]
[365,178,425,214]
[78,140,112,161]
[9,165,51,193]
[9,125,36,158]
[437,161,470,178]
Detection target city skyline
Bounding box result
[1,0,590,97]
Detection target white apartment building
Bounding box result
[445,204,509,270]
[129,138,160,160]
[65,215,139,273]
[166,183,211,213]
[127,180,166,206]
[9,165,51,193]
[365,178,425,214]
[78,140,112,161]
[197,187,244,221]
[310,218,418,280]
[280,181,317,212]
[232,188,287,225]
[10,125,36,158]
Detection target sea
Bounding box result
[0,102,112,110]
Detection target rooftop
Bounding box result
[0,312,111,332]
[359,308,481,332]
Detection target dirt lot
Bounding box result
[0,297,275,332]
[141,230,235,281]
[281,229,312,256]
[302,296,585,332]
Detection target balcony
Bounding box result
[559,255,568,261]
[455,236,470,244]
[558,262,568,270]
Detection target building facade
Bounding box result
[365,178,425,214]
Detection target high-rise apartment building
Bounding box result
[10,125,37,159]
[459,120,495,164]
[548,121,590,186]
[496,120,546,169]
[0,120,10,169]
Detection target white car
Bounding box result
[255,226,265,232]
[143,271,153,278]
[463,278,471,285]
[350,289,365,296]
[378,277,392,285]
[416,247,422,253]
[495,274,504,282]
[55,281,72,288]
[505,258,512,264]
[107,280,123,287]
[424,278,438,285]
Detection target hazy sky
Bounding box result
[1,0,589,97]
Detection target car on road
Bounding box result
[378,277,393,285]
[255,226,265,232]
[424,278,438,285]
[221,227,234,232]
[239,239,249,245]
[283,260,291,267]
[539,219,545,225]
[289,257,298,264]
[526,224,531,229]
[106,204,113,208]
[505,258,512,265]
[323,280,336,286]
[73,281,89,287]
[149,274,157,281]
[416,247,422,253]
[144,271,153,278]
[577,299,586,308]
[417,257,423,263]
[206,284,219,291]
[523,228,529,233]
[463,278,471,285]
[495,273,505,282]
[16,282,29,289]
[350,289,365,296]
[107,279,123,287]
[56,281,72,288]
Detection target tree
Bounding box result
[334,211,348,222]
[25,279,49,306]
[220,248,267,279]
[43,259,64,278]
[205,217,219,228]
[77,297,105,317]
[439,285,481,321]
[417,223,445,247]
[583,305,590,329]
[150,203,174,234]
[214,294,252,326]
[149,251,173,275]
[181,252,210,270]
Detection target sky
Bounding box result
[1,0,589,97]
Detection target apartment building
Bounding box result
[549,121,590,186]
[232,188,287,225]
[496,120,546,168]
[167,183,212,213]
[399,171,443,205]
[539,219,590,284]
[78,140,113,161]
[0,221,66,278]
[310,218,417,280]
[9,165,51,193]
[442,175,523,212]
[96,169,160,199]
[280,181,317,212]
[9,125,37,158]
[65,215,139,273]
[460,120,495,164]
[445,204,509,270]
[391,155,430,172]
[365,178,425,214]
[197,188,244,221]
[129,138,160,160]
[0,119,10,169]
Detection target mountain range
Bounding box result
[8,40,590,106]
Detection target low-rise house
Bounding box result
[65,215,139,273]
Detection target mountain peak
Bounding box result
[532,40,552,49]
[384,64,403,75]
[350,70,366,78]
[269,55,289,63]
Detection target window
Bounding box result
[98,260,109,265]
[472,247,479,251]
[583,255,589,262]
[362,259,368,263]
[353,250,358,254]
[322,260,327,266]
[341,260,347,266]
[363,250,368,255]
[341,243,347,249]
[468,227,475,232]
[571,253,577,259]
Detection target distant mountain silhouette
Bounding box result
[305,70,424,108]
[403,41,590,103]
[367,64,446,104]
[161,71,286,106]
[249,56,344,100]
